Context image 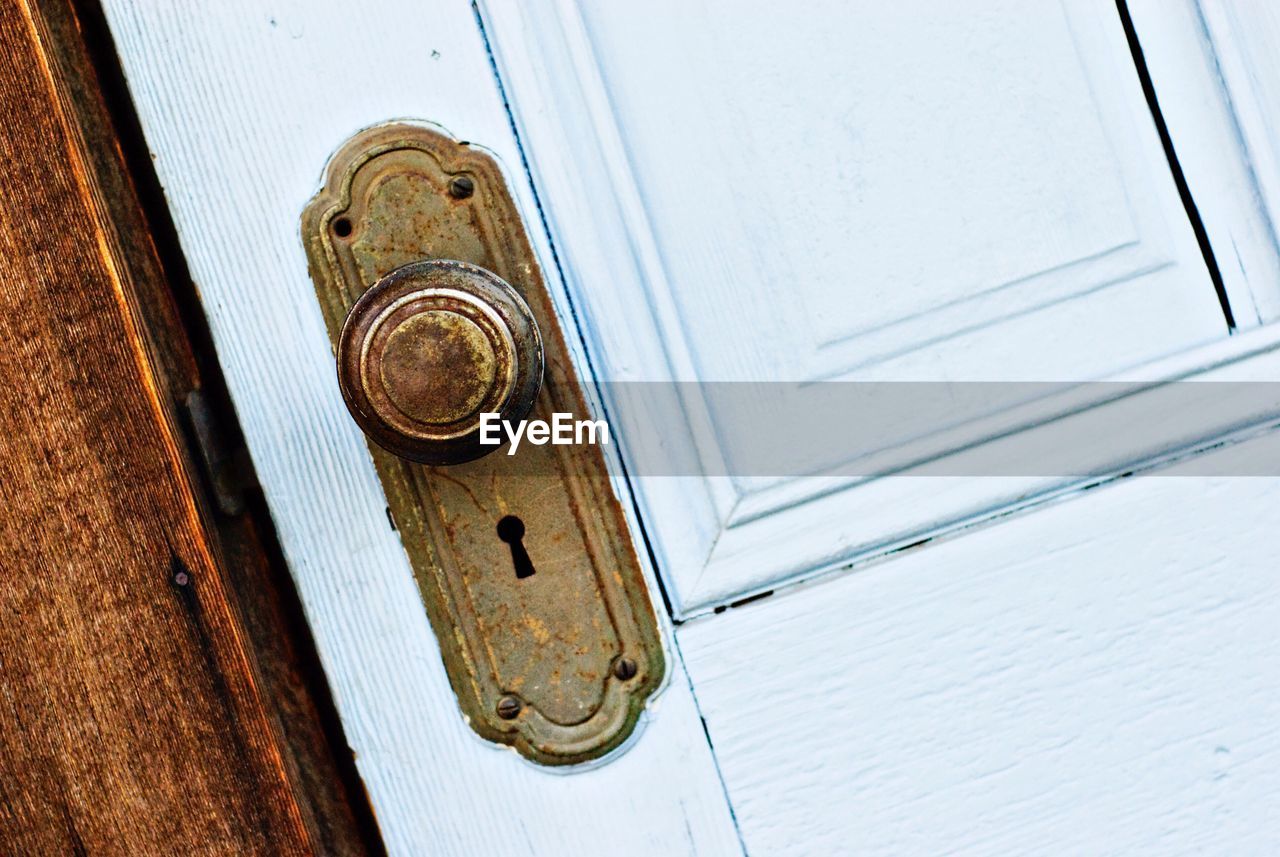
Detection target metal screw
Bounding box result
[496,695,521,719]
[448,175,475,199]
[613,657,637,681]
[173,571,190,586]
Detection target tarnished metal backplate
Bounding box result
[302,123,664,765]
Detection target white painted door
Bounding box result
[102,0,1280,853]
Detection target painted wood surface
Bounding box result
[480,0,1256,614]
[679,326,1280,611]
[0,0,369,851]
[100,0,1280,850]
[1126,0,1280,326]
[680,429,1280,855]
[99,0,742,853]
[1198,0,1280,300]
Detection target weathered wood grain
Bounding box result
[0,0,372,851]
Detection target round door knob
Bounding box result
[337,259,543,465]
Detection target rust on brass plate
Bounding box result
[301,123,665,765]
[336,258,543,465]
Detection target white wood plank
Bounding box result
[680,432,1280,855]
[481,0,1237,614]
[1197,0,1280,315]
[98,1,741,853]
[1126,0,1280,325]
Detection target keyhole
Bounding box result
[497,515,536,579]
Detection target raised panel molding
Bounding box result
[480,0,1245,615]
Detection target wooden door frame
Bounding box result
[0,0,379,850]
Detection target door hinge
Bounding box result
[182,388,248,517]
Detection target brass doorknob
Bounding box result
[336,259,543,465]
